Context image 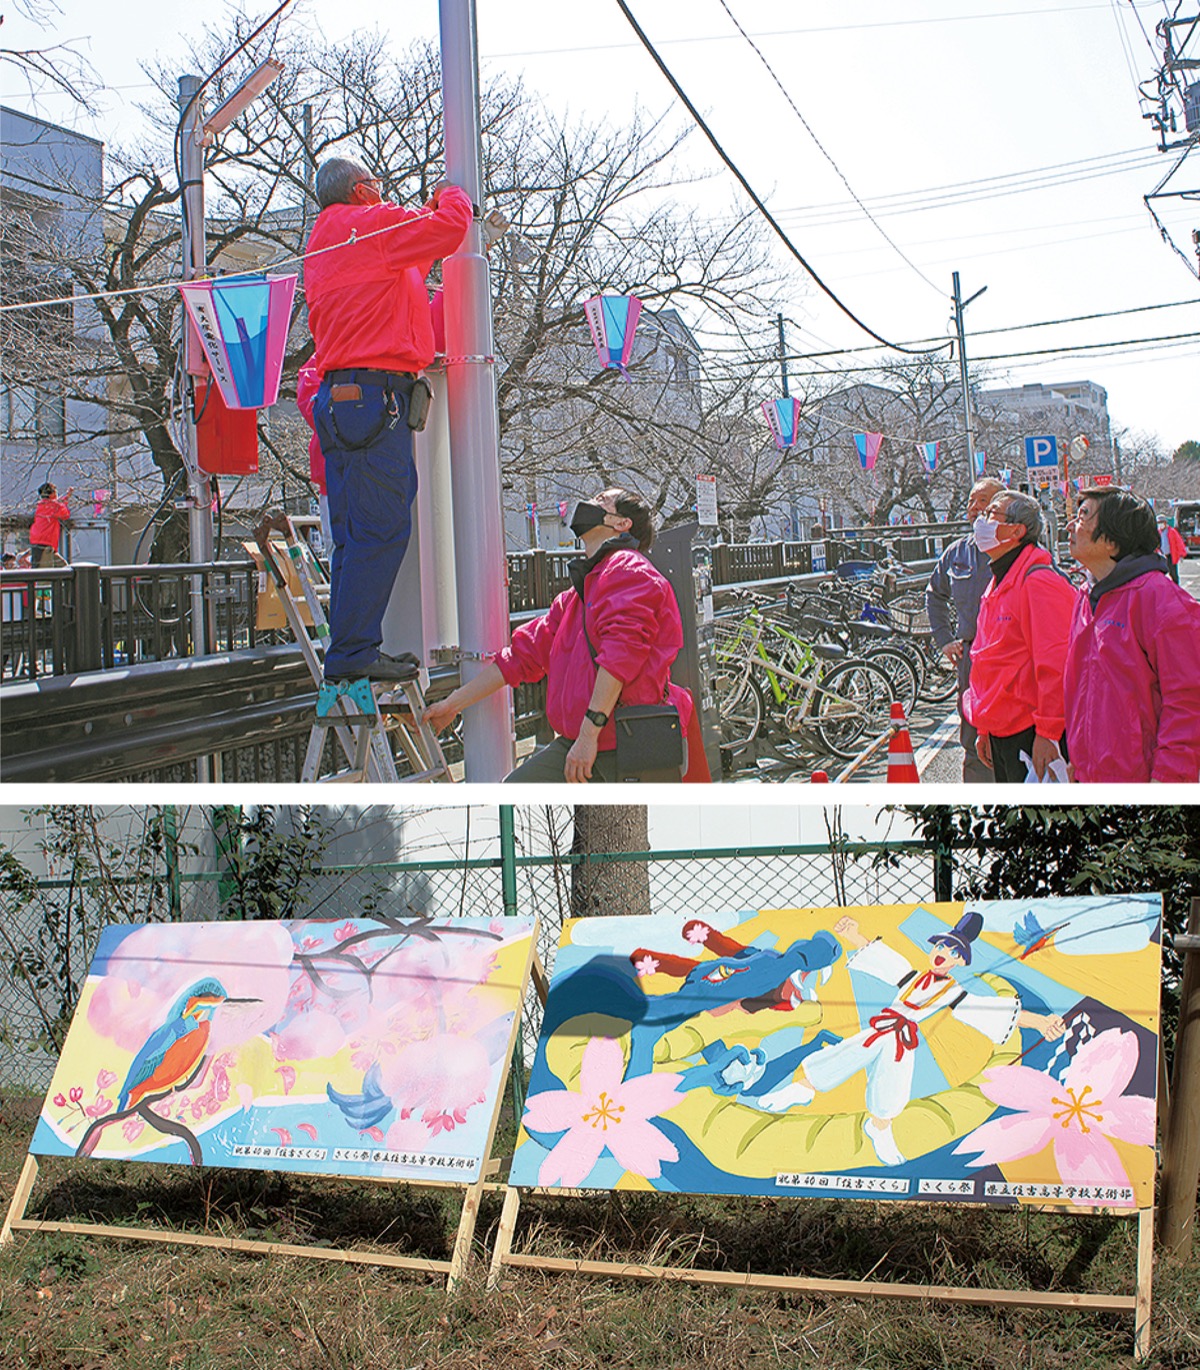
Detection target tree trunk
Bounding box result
[570,805,651,917]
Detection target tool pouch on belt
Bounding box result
[406,377,433,433]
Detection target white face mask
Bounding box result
[973,516,1004,552]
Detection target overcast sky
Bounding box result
[6,0,1198,454]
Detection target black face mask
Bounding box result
[569,501,610,538]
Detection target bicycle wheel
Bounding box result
[811,659,895,760]
[711,664,764,765]
[863,645,919,718]
[918,639,959,704]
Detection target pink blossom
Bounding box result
[96,1069,117,1090]
[633,954,660,978]
[683,921,711,946]
[84,1094,113,1118]
[333,921,356,942]
[363,1126,385,1143]
[68,1086,83,1104]
[300,936,322,951]
[523,1036,684,1187]
[385,1113,433,1152]
[275,1065,296,1095]
[122,1117,145,1142]
[297,1123,318,1142]
[53,1093,66,1108]
[954,1028,1155,1193]
[270,1127,292,1146]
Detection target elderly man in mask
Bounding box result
[961,491,1076,782]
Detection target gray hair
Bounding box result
[315,157,372,209]
[998,491,1044,545]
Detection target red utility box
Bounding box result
[195,377,259,475]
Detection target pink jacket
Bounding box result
[296,364,325,494]
[963,542,1076,741]
[1064,558,1200,783]
[494,543,690,749]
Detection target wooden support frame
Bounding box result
[1,1153,491,1284]
[487,1187,1155,1360]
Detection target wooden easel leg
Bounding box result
[1134,1205,1154,1362]
[447,1180,486,1292]
[487,1186,521,1291]
[1,1155,39,1246]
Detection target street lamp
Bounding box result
[176,59,286,757]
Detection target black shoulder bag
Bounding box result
[579,598,685,783]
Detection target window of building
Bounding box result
[1,381,65,442]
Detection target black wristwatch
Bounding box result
[584,708,609,728]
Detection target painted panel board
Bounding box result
[32,915,537,1184]
[511,899,1160,1209]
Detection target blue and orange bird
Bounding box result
[78,978,257,1156]
[116,978,257,1111]
[1013,909,1071,960]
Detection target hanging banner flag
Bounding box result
[762,396,802,451]
[999,468,1012,486]
[919,441,939,474]
[853,432,883,471]
[973,451,987,477]
[558,501,568,520]
[178,274,297,410]
[1093,474,1114,486]
[1058,481,1068,498]
[584,294,642,379]
[92,489,111,518]
[695,474,719,527]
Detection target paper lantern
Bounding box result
[999,468,1012,486]
[853,432,883,471]
[178,273,297,410]
[584,294,642,377]
[919,440,939,474]
[195,377,259,475]
[762,396,802,451]
[973,450,987,477]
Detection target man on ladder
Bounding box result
[304,156,473,684]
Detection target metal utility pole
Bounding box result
[777,312,789,397]
[178,76,215,655]
[439,0,515,780]
[951,271,986,501]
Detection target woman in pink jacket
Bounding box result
[424,487,693,782]
[1066,487,1200,783]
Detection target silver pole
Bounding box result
[439,0,515,780]
[178,77,215,647]
[952,270,986,505]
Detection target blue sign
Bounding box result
[1024,435,1059,469]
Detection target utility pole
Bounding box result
[951,271,986,504]
[178,77,215,654]
[439,0,515,780]
[777,312,789,397]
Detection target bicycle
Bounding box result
[711,593,896,765]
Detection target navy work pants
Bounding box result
[313,373,418,677]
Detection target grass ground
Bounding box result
[2,1098,1197,1370]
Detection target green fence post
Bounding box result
[499,805,526,1120]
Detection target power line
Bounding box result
[614,0,937,356]
[714,0,944,298]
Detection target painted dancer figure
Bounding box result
[753,912,1066,1167]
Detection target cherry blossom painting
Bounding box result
[31,914,537,1184]
[511,897,1160,1209]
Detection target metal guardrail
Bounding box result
[1,561,261,683]
[1,530,960,781]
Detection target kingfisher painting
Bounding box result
[75,978,257,1163]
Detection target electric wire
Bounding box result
[614,0,936,356]
[714,0,944,297]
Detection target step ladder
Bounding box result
[252,513,452,784]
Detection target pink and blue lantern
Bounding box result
[999,468,1012,486]
[762,397,802,451]
[973,450,987,477]
[853,432,883,471]
[178,273,297,410]
[584,294,642,378]
[919,440,939,474]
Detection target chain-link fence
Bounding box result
[0,830,943,1095]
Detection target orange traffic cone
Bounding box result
[886,702,919,783]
